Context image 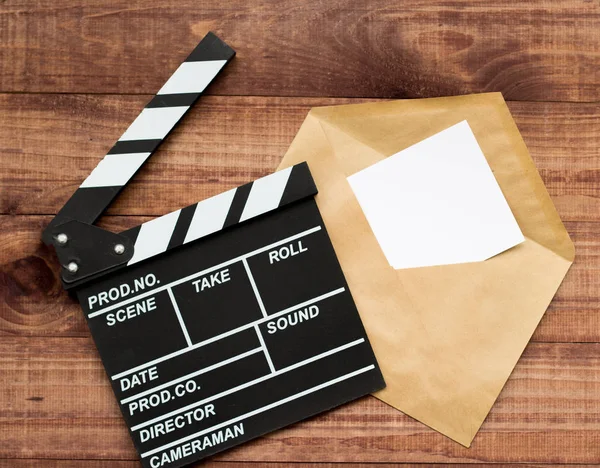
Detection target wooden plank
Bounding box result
[0,464,597,468]
[0,215,598,342]
[0,462,139,468]
[0,94,598,220]
[0,1,599,101]
[1,337,599,463]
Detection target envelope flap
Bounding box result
[306,94,574,262]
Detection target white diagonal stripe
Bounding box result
[157,60,228,95]
[119,107,189,141]
[128,210,181,265]
[80,152,151,188]
[183,188,237,244]
[239,167,292,222]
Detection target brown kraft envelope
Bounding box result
[277,92,574,447]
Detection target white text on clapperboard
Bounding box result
[84,238,326,466]
[149,423,245,467]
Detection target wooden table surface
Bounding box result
[1,1,599,466]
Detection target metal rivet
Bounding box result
[56,233,68,245]
[66,262,79,274]
[114,244,125,255]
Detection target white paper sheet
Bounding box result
[347,120,525,269]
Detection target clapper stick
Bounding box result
[43,32,234,239]
[42,32,235,285]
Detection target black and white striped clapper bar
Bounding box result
[42,32,384,468]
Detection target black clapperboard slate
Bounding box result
[42,33,385,468]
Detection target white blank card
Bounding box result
[347,120,524,270]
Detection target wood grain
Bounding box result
[0,464,597,468]
[1,337,599,463]
[0,1,599,101]
[0,214,598,342]
[1,1,599,462]
[3,464,595,468]
[0,94,598,220]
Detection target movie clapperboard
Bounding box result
[42,32,385,468]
